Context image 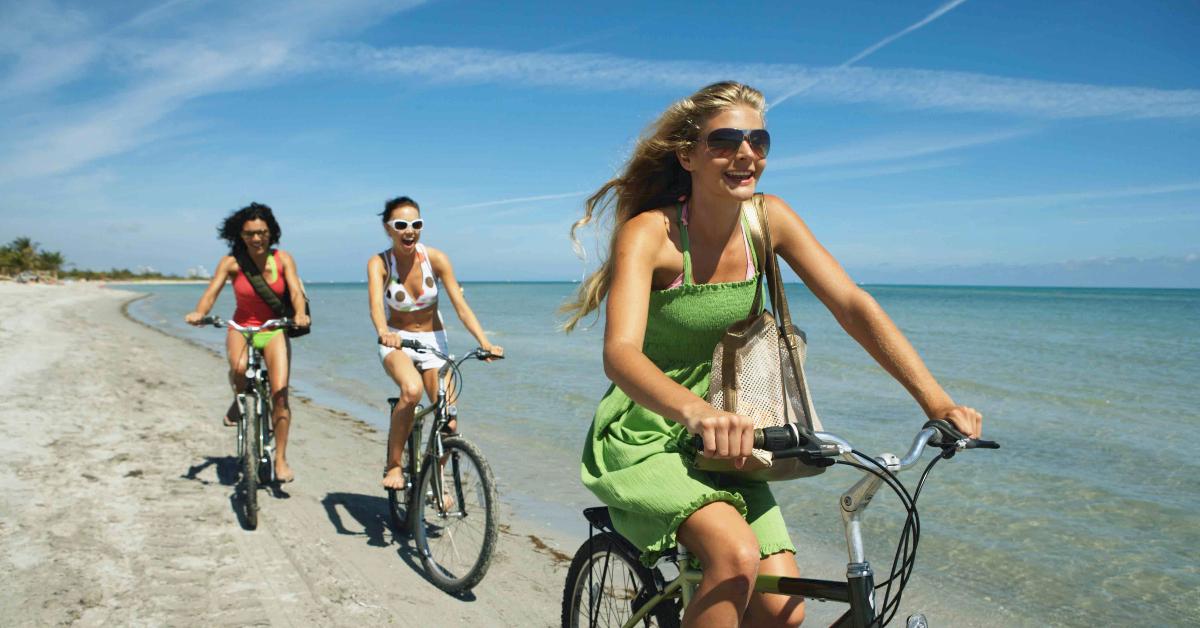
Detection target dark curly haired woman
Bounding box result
[186,202,310,483]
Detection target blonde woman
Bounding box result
[367,196,503,491]
[565,81,983,627]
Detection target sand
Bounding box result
[0,283,572,626]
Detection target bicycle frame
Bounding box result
[390,349,480,516]
[617,427,949,628]
[235,335,273,470]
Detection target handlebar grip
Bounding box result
[198,315,222,326]
[400,339,423,351]
[923,419,1000,449]
[689,426,807,453]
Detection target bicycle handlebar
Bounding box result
[391,337,504,364]
[197,315,292,333]
[690,420,999,466]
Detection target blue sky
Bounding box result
[0,0,1197,286]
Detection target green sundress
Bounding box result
[580,205,795,566]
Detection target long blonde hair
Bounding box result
[560,81,766,332]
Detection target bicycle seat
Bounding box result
[583,506,678,562]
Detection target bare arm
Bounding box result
[429,248,502,356]
[184,257,234,324]
[764,194,982,437]
[366,255,401,348]
[277,251,310,328]
[602,212,755,460]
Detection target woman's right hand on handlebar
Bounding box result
[682,403,756,466]
[378,331,403,349]
[185,311,204,326]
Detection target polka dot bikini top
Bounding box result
[381,244,439,314]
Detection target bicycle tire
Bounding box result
[385,414,420,534]
[257,387,274,485]
[412,436,498,593]
[386,487,408,531]
[242,394,260,530]
[561,532,680,628]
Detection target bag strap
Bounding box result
[234,248,289,318]
[741,198,768,317]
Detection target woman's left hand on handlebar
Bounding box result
[294,313,311,328]
[938,405,982,439]
[481,344,504,360]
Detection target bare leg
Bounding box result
[261,333,294,482]
[225,329,249,426]
[382,350,423,490]
[743,551,805,627]
[676,501,761,628]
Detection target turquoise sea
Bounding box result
[127,282,1200,626]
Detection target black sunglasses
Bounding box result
[389,219,424,231]
[704,128,771,158]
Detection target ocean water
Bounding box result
[127,282,1200,626]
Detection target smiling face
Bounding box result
[240,218,271,255]
[679,104,767,204]
[386,204,422,255]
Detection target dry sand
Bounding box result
[0,283,572,626]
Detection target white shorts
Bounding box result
[378,327,449,372]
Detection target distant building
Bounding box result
[186,265,211,279]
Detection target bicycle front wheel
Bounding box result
[241,395,260,530]
[561,532,680,628]
[412,436,498,593]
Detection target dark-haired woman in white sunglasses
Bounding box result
[366,196,503,491]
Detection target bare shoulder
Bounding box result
[423,245,450,268]
[762,193,801,221]
[218,255,238,273]
[620,208,673,248]
[274,249,295,266]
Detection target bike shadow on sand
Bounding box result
[320,491,477,601]
[182,455,291,530]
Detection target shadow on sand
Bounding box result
[320,491,477,601]
[183,455,290,530]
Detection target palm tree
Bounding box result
[8,237,37,271]
[36,250,65,273]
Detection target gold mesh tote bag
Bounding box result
[697,194,825,481]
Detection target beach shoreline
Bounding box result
[0,282,573,626]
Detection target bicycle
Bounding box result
[561,420,999,627]
[198,315,291,530]
[383,338,502,593]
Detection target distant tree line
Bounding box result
[0,236,183,280]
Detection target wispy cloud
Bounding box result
[0,0,100,100]
[324,44,1200,120]
[0,1,426,182]
[441,191,590,212]
[770,0,971,109]
[876,181,1200,211]
[770,128,1027,170]
[780,158,959,183]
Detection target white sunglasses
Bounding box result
[389,219,424,231]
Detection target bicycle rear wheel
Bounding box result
[241,395,260,530]
[561,532,680,628]
[412,436,498,593]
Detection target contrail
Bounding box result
[441,190,589,212]
[770,0,970,109]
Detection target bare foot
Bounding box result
[275,460,295,483]
[440,488,457,512]
[382,466,406,490]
